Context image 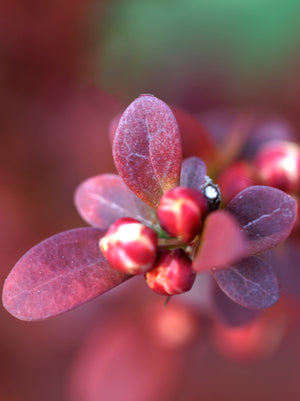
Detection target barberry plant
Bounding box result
[2,95,297,321]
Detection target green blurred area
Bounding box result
[99,0,300,108]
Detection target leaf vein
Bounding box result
[231,267,272,296]
[242,207,281,230]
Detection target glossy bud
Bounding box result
[99,217,158,275]
[145,249,196,295]
[254,141,300,193]
[157,186,208,243]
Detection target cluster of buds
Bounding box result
[3,94,297,325]
[100,186,210,296]
[217,140,300,204]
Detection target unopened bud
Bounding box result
[157,186,208,243]
[254,141,300,193]
[100,217,158,275]
[145,249,196,295]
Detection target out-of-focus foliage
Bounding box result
[1,0,300,400]
[100,0,300,108]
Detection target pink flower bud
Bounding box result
[145,249,196,295]
[99,217,158,275]
[157,186,208,243]
[254,141,300,193]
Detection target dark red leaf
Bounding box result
[226,186,296,256]
[180,156,207,190]
[213,256,280,309]
[74,174,159,230]
[2,228,130,321]
[193,210,248,272]
[171,105,217,166]
[212,282,260,327]
[113,95,182,209]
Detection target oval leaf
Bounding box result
[180,156,207,190]
[2,228,130,321]
[74,174,159,230]
[113,94,182,209]
[226,186,296,256]
[212,282,260,327]
[213,256,280,309]
[193,210,248,272]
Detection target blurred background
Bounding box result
[1,0,300,400]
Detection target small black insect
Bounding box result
[201,176,221,211]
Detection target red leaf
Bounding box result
[193,210,248,272]
[180,156,207,190]
[171,105,217,166]
[213,256,279,309]
[226,186,296,256]
[2,228,130,321]
[74,174,159,230]
[113,95,182,209]
[212,282,260,327]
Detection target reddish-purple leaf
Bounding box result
[74,174,159,230]
[2,228,130,321]
[226,186,296,256]
[213,256,280,309]
[113,95,182,209]
[212,282,260,327]
[193,210,248,272]
[180,156,207,190]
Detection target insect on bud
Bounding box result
[254,140,300,193]
[157,186,208,243]
[99,217,158,275]
[145,249,196,295]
